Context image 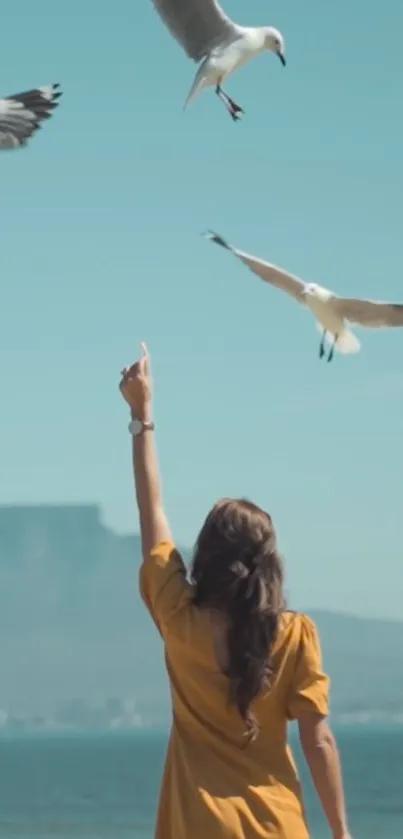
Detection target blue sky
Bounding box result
[0,0,402,619]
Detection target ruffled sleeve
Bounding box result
[286,614,329,719]
[139,541,192,637]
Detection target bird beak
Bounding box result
[277,52,286,66]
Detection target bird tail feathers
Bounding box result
[335,328,361,354]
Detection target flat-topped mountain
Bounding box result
[1,504,402,725]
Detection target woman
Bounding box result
[119,343,351,839]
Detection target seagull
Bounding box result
[206,231,403,362]
[150,0,286,121]
[0,84,62,150]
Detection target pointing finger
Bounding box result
[140,341,150,373]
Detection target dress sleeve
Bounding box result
[139,540,192,637]
[286,614,329,719]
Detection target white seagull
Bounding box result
[0,84,62,150]
[150,0,286,121]
[206,231,403,362]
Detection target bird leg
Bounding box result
[327,335,338,363]
[215,85,244,121]
[319,331,326,359]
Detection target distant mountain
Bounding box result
[0,504,402,726]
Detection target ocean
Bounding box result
[0,725,401,838]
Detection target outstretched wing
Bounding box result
[206,230,306,302]
[150,0,239,62]
[0,84,62,150]
[335,297,403,328]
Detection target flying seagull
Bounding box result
[150,0,286,121]
[206,231,403,362]
[0,84,62,150]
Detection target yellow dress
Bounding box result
[140,541,329,839]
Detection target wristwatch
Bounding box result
[128,418,155,437]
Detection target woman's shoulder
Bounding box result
[281,610,319,628]
[276,610,321,651]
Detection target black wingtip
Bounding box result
[203,230,231,250]
[51,84,63,101]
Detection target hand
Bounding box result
[119,342,153,420]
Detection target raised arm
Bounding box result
[119,343,172,558]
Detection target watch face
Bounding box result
[129,419,142,436]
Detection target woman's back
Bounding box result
[119,347,350,839]
[140,540,329,839]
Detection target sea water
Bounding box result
[0,725,401,838]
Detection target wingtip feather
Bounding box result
[203,230,231,250]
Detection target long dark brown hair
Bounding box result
[191,498,285,744]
